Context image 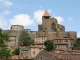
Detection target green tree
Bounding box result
[0,29,11,60]
[12,48,20,55]
[44,40,54,51]
[0,48,11,60]
[19,30,34,46]
[73,38,80,50]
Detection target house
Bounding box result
[11,55,33,60]
[34,35,48,48]
[20,45,44,59]
[34,49,80,60]
[54,37,73,49]
[11,55,25,60]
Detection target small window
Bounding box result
[60,28,62,31]
[66,40,68,42]
[33,51,35,54]
[39,48,41,50]
[41,57,42,60]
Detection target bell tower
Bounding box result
[42,10,51,19]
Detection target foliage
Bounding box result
[19,30,34,46]
[0,48,11,60]
[0,29,10,47]
[73,38,80,50]
[0,28,11,59]
[24,56,28,60]
[44,40,54,51]
[12,48,20,55]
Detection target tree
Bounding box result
[44,40,54,51]
[0,48,11,60]
[0,29,11,59]
[12,48,20,55]
[73,38,80,50]
[19,30,34,46]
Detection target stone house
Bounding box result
[54,37,73,49]
[34,35,48,48]
[20,45,43,59]
[34,49,80,60]
[10,25,24,31]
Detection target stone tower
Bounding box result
[38,10,77,40]
[38,10,65,32]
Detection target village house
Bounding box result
[34,48,80,60]
[54,37,73,49]
[20,45,44,59]
[34,35,48,48]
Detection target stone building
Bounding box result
[37,10,77,40]
[2,10,77,53]
[54,37,73,49]
[20,45,43,59]
[38,10,65,32]
[10,25,24,31]
[34,50,80,60]
[34,35,48,48]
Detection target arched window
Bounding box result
[51,23,56,30]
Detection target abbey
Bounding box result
[37,10,77,40]
[38,10,65,32]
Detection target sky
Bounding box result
[0,0,80,37]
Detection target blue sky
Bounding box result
[0,0,80,37]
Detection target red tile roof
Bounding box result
[54,38,73,40]
[40,50,80,60]
[43,10,50,16]
[29,45,43,49]
[54,42,68,44]
[55,47,71,51]
[11,55,24,59]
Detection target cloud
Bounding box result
[68,17,73,21]
[54,16,64,24]
[33,10,51,24]
[0,17,7,29]
[4,10,10,15]
[0,10,11,16]
[77,33,80,38]
[34,10,44,23]
[0,0,13,7]
[10,14,34,26]
[0,10,11,29]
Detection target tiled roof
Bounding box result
[11,55,24,59]
[43,10,50,16]
[55,47,71,51]
[29,45,43,49]
[54,42,68,44]
[40,50,80,60]
[54,38,73,40]
[34,43,44,45]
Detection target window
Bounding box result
[22,50,28,54]
[66,40,68,42]
[33,51,35,54]
[60,28,62,31]
[39,48,41,50]
[51,23,56,30]
[41,57,42,60]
